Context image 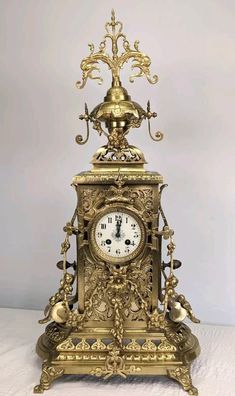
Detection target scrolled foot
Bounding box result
[168,365,198,395]
[33,363,64,393]
[188,386,198,395]
[34,384,45,394]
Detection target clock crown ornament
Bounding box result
[34,11,200,396]
[75,10,163,171]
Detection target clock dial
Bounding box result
[92,208,145,263]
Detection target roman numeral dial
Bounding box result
[91,208,145,263]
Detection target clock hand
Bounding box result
[115,218,122,238]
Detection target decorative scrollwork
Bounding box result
[76,10,158,89]
[34,364,64,393]
[148,309,166,330]
[75,103,90,145]
[92,145,146,164]
[65,308,86,329]
[146,100,163,142]
[90,345,142,379]
[168,366,198,395]
[45,322,70,343]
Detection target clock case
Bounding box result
[74,163,163,319]
[34,11,200,395]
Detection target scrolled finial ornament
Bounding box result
[76,10,158,89]
[75,12,163,150]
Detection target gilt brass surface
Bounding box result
[34,10,200,395]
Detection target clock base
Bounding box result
[34,321,200,395]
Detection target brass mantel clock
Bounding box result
[34,11,200,395]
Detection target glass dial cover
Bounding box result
[91,207,145,263]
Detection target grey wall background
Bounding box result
[1,0,235,325]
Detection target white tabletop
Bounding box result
[0,307,234,396]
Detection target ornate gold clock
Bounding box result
[34,11,200,395]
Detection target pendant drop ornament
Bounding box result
[34,10,200,395]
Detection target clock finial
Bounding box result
[76,10,158,89]
[75,11,163,169]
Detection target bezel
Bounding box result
[89,204,147,264]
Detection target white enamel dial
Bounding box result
[92,208,145,263]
